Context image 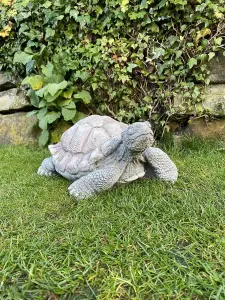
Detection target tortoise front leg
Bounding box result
[68,166,122,200]
[143,147,178,182]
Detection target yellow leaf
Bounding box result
[29,76,44,91]
[0,31,9,38]
[196,28,211,42]
[215,11,224,19]
[7,9,17,17]
[0,24,12,38]
[121,0,129,12]
[0,0,12,5]
[61,87,74,99]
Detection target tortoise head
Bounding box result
[121,121,154,153]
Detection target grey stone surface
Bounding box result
[0,72,16,91]
[0,112,40,145]
[37,115,178,200]
[187,117,225,139]
[202,84,225,115]
[208,52,225,84]
[0,88,31,112]
[174,84,225,115]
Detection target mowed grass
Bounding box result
[0,139,225,299]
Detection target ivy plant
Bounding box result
[0,0,225,145]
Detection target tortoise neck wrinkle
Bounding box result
[118,145,142,163]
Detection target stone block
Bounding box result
[174,84,225,116]
[0,112,40,145]
[187,117,225,139]
[201,84,225,115]
[0,72,16,91]
[208,52,225,84]
[0,88,31,112]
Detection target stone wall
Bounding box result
[0,52,225,145]
[0,72,40,145]
[170,51,225,141]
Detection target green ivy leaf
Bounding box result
[46,112,61,124]
[74,90,92,104]
[62,108,76,121]
[140,0,147,9]
[65,101,76,109]
[158,0,167,8]
[57,99,72,107]
[150,23,159,33]
[39,129,49,147]
[21,77,30,85]
[47,81,68,96]
[26,110,38,117]
[45,28,55,39]
[36,86,48,97]
[61,87,74,99]
[39,100,47,108]
[214,37,223,46]
[37,107,47,121]
[127,63,137,73]
[70,9,79,20]
[143,96,152,102]
[72,112,86,124]
[121,0,129,13]
[152,48,165,59]
[75,71,90,82]
[188,58,197,69]
[27,90,39,107]
[91,83,98,91]
[42,1,52,8]
[45,90,62,102]
[13,52,33,65]
[41,63,54,77]
[39,118,48,130]
[208,52,215,61]
[176,50,183,59]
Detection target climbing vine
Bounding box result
[0,0,225,145]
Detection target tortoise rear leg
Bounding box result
[68,166,122,200]
[37,157,56,176]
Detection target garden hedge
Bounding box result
[0,0,224,145]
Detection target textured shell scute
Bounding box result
[104,121,127,137]
[66,153,83,174]
[61,123,78,151]
[68,123,93,154]
[49,115,125,176]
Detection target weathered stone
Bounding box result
[174,84,225,116]
[0,88,31,112]
[201,84,225,115]
[187,117,225,139]
[0,72,16,91]
[0,112,40,145]
[0,72,10,85]
[167,121,180,133]
[208,52,225,84]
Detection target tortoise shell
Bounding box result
[49,115,127,179]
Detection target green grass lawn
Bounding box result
[0,139,225,299]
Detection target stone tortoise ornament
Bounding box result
[38,115,178,200]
